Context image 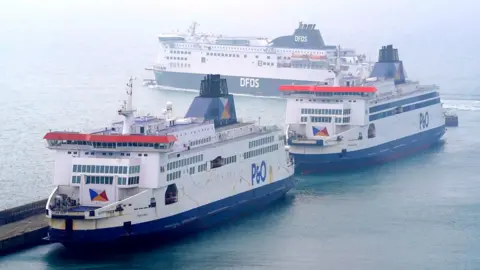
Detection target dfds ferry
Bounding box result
[282,45,446,173]
[43,74,295,247]
[150,22,372,96]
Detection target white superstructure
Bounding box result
[43,75,295,246]
[150,22,373,97]
[281,45,446,173]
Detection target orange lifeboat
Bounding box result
[309,54,327,62]
[291,53,309,61]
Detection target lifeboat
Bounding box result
[291,53,309,61]
[308,54,327,62]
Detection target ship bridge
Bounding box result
[280,84,377,145]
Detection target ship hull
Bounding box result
[292,125,446,174]
[46,176,295,248]
[154,70,320,97]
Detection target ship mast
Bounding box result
[118,76,137,135]
[332,45,343,86]
[189,22,198,36]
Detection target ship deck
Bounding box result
[67,206,100,212]
[168,122,281,158]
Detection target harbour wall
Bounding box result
[0,199,49,255]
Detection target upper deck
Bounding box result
[155,22,365,64]
[278,43,439,103]
[44,74,273,155]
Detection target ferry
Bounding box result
[149,22,373,97]
[43,74,295,247]
[281,45,446,173]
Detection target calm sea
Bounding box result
[1,2,480,269]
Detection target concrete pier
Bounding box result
[0,199,49,255]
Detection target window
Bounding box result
[243,144,279,159]
[198,163,207,172]
[165,184,178,205]
[368,123,376,138]
[128,176,140,185]
[71,176,81,184]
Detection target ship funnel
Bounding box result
[369,44,406,85]
[184,74,238,127]
[270,22,326,49]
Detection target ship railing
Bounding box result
[215,124,280,143]
[287,134,316,142]
[252,125,281,134]
[369,86,436,105]
[46,143,173,153]
[417,84,439,90]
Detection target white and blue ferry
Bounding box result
[282,45,446,173]
[43,74,295,247]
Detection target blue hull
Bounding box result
[46,176,295,248]
[292,126,446,174]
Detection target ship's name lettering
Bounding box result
[240,77,260,88]
[251,161,267,185]
[419,111,429,129]
[294,35,308,43]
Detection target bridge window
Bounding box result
[129,165,140,174]
[85,176,114,185]
[71,176,81,184]
[128,176,139,185]
[73,165,131,175]
[368,123,376,139]
[311,116,332,123]
[301,108,343,115]
[118,177,127,185]
[165,184,178,205]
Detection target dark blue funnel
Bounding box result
[369,45,406,85]
[185,74,238,128]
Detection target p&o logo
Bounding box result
[419,111,429,130]
[251,161,267,185]
[240,77,260,88]
[294,35,308,43]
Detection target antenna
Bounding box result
[118,76,137,134]
[189,22,198,36]
[332,45,342,86]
